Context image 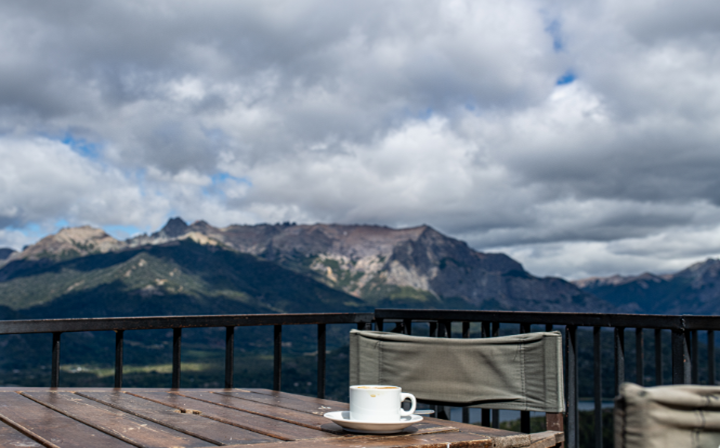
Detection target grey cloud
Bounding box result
[617,0,720,44]
[2,0,720,279]
[0,0,562,166]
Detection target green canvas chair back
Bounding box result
[615,383,720,448]
[349,329,565,413]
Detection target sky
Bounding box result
[1,0,720,280]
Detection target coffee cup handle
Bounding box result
[398,393,417,417]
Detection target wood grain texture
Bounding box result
[0,392,131,448]
[246,389,353,411]
[423,417,523,438]
[77,391,276,446]
[0,419,45,447]
[221,431,494,447]
[527,431,564,448]
[0,389,539,448]
[212,390,348,415]
[127,391,336,441]
[174,390,341,430]
[21,392,213,448]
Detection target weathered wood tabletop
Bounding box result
[0,388,563,448]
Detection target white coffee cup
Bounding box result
[349,385,417,422]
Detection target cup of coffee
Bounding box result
[349,385,417,422]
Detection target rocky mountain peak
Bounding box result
[0,248,15,261]
[677,258,720,276]
[574,272,666,289]
[161,217,190,238]
[6,226,123,263]
[674,258,720,288]
[127,217,225,248]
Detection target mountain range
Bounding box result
[0,218,606,319]
[3,218,720,318]
[573,259,720,314]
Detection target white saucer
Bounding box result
[323,411,423,434]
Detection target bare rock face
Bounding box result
[7,218,606,311]
[127,218,226,248]
[160,220,603,311]
[3,226,123,264]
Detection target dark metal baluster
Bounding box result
[51,332,61,388]
[594,326,602,448]
[481,408,490,427]
[403,319,412,335]
[481,321,490,427]
[615,327,625,395]
[225,326,234,389]
[655,329,663,385]
[462,321,470,424]
[437,321,446,338]
[672,327,690,384]
[114,330,124,389]
[520,323,530,434]
[709,330,716,385]
[566,325,579,448]
[432,320,447,420]
[172,328,182,389]
[546,324,553,332]
[691,330,699,384]
[491,322,500,428]
[274,325,282,391]
[443,320,452,338]
[317,324,326,399]
[636,328,644,386]
[377,319,384,332]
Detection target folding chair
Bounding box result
[615,383,720,448]
[349,329,565,434]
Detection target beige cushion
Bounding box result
[349,329,565,413]
[615,383,720,448]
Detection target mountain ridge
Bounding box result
[0,218,607,313]
[0,239,367,319]
[574,258,720,314]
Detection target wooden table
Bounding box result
[0,388,563,448]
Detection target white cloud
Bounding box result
[0,228,38,252]
[498,223,720,281]
[1,0,720,279]
[0,136,169,234]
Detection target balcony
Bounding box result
[1,309,717,448]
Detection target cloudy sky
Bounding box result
[1,0,719,280]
